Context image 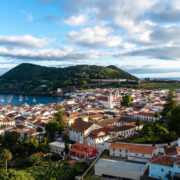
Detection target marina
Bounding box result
[0,94,63,106]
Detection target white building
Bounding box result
[98,92,121,109]
[87,128,111,149]
[69,118,101,144]
[95,158,147,180]
[134,112,160,121]
[109,143,158,162]
[49,141,65,157]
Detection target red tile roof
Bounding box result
[110,143,157,155]
[70,118,93,132]
[70,148,87,155]
[151,155,180,167]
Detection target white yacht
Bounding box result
[19,95,23,102]
[33,97,37,103]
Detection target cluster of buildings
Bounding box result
[0,103,57,137]
[0,87,179,179]
[95,141,180,180]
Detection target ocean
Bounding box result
[0,94,63,106]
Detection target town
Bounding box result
[0,87,180,180]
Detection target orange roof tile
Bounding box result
[110,143,157,155]
[70,148,87,155]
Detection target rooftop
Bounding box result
[96,158,147,173]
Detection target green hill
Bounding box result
[0,63,138,94]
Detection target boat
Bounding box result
[7,95,13,103]
[0,97,5,102]
[33,97,37,103]
[25,96,29,100]
[19,95,23,102]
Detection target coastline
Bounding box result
[0,91,60,97]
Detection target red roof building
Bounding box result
[70,143,97,160]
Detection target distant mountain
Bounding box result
[0,63,138,94]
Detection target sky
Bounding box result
[0,0,180,78]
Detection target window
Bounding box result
[126,150,128,153]
[113,153,115,156]
[113,148,115,151]
[119,149,121,152]
[161,168,164,172]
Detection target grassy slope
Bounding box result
[140,82,180,89]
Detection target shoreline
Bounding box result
[0,91,61,97]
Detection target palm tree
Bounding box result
[1,149,12,171]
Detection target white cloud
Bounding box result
[64,15,87,26]
[0,35,50,48]
[123,43,137,51]
[67,23,122,48]
[0,46,99,61]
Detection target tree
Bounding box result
[0,168,8,179]
[25,136,39,154]
[154,112,160,118]
[0,135,3,144]
[161,89,177,125]
[167,105,180,136]
[29,154,42,166]
[63,133,69,144]
[64,144,69,157]
[103,116,109,120]
[0,169,34,180]
[1,149,12,171]
[51,153,61,161]
[45,121,61,141]
[166,131,178,144]
[135,119,142,131]
[37,126,43,142]
[3,131,20,147]
[121,95,132,106]
[54,105,65,135]
[39,137,49,153]
[88,117,95,123]
[118,81,121,87]
[141,122,169,146]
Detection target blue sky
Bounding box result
[0,0,180,78]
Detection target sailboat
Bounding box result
[25,96,29,100]
[19,95,23,102]
[0,97,5,102]
[7,95,13,103]
[33,97,37,103]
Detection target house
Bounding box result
[109,143,158,162]
[8,124,37,138]
[69,118,101,145]
[49,141,65,157]
[114,125,136,138]
[88,114,104,121]
[134,112,160,121]
[95,158,147,180]
[70,143,97,160]
[0,114,15,127]
[149,155,180,180]
[87,128,111,148]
